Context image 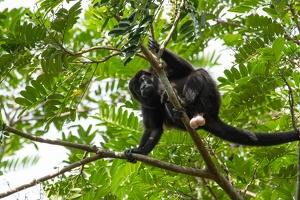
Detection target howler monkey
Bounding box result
[125,38,300,162]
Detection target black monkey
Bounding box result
[125,39,300,162]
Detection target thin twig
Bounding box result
[279,72,300,200]
[201,178,218,200]
[149,23,155,39]
[207,142,234,186]
[78,52,121,63]
[243,162,259,197]
[0,151,213,198]
[69,46,121,56]
[289,3,300,33]
[4,126,99,153]
[0,155,104,198]
[73,52,147,64]
[158,0,185,58]
[75,151,88,183]
[279,73,299,132]
[216,19,246,28]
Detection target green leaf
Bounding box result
[25,86,41,98]
[31,80,47,95]
[20,90,36,103]
[239,64,248,77]
[223,34,242,46]
[292,71,300,86]
[15,97,31,106]
[231,67,241,80]
[223,69,235,82]
[229,5,253,13]
[272,37,285,61]
[217,76,230,84]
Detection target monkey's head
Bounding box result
[129,70,161,103]
[130,71,158,97]
[139,75,155,98]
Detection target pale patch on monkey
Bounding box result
[190,113,205,129]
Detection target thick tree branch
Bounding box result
[1,126,214,197]
[139,0,242,199]
[0,150,213,198]
[140,27,243,200]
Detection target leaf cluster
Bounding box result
[0,0,300,199]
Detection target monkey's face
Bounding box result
[139,75,155,98]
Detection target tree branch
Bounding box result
[68,46,121,56]
[289,3,300,33]
[0,154,102,198]
[140,5,243,200]
[139,0,242,198]
[207,142,234,186]
[74,52,122,64]
[1,126,214,197]
[279,73,300,200]
[158,0,185,58]
[4,126,99,153]
[0,150,214,198]
[279,74,299,132]
[242,162,259,197]
[72,52,147,64]
[216,19,246,28]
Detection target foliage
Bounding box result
[0,0,300,199]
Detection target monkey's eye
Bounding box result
[139,75,151,83]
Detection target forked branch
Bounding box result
[139,0,242,199]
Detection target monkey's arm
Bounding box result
[124,106,164,163]
[148,38,195,75]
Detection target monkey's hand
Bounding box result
[160,90,170,104]
[148,37,160,53]
[172,108,185,120]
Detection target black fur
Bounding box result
[124,39,300,162]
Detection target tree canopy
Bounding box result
[0,0,300,199]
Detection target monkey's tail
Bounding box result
[203,118,300,146]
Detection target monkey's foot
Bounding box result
[172,108,185,119]
[190,113,206,129]
[124,149,137,163]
